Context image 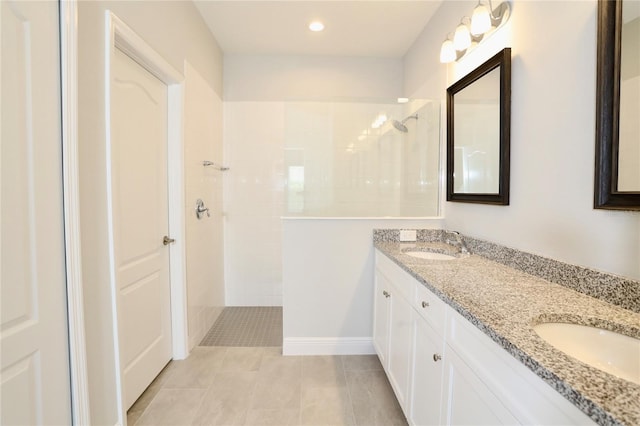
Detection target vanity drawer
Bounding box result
[414,283,446,335]
[375,250,414,301]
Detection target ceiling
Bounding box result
[194,1,443,58]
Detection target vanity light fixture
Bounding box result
[309,21,325,32]
[471,2,492,35]
[439,36,457,63]
[453,18,472,51]
[440,0,511,63]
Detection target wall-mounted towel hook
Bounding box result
[203,160,229,171]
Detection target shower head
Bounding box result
[392,120,408,133]
[392,114,418,133]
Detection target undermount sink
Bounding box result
[533,322,640,385]
[404,251,457,260]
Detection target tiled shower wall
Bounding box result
[283,101,440,217]
[184,62,225,347]
[224,102,285,306]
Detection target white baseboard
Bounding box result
[282,337,375,356]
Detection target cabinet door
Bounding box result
[388,288,413,412]
[410,314,445,426]
[442,348,518,425]
[373,269,391,367]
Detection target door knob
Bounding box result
[433,354,442,362]
[163,236,175,245]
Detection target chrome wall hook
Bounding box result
[202,160,229,171]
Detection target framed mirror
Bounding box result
[594,0,640,210]
[446,48,511,205]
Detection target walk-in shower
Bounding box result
[392,114,418,133]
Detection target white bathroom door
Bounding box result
[111,47,172,410]
[0,0,72,424]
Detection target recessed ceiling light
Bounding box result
[309,21,325,32]
[397,98,409,104]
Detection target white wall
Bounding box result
[184,62,225,350]
[77,2,223,424]
[282,218,443,355]
[404,0,640,281]
[224,55,403,101]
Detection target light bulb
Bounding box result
[453,21,471,51]
[471,3,491,35]
[309,21,324,32]
[439,39,456,63]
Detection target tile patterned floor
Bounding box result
[200,307,283,347]
[127,348,408,426]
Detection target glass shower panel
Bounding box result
[284,100,440,217]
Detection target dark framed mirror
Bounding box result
[446,48,511,205]
[594,0,640,210]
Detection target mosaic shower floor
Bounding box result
[200,306,283,347]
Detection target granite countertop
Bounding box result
[374,240,640,426]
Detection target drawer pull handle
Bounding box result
[383,291,391,298]
[433,354,442,362]
[421,301,429,308]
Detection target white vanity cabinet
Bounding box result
[440,347,519,425]
[374,254,414,412]
[410,312,517,426]
[444,308,595,426]
[388,286,413,409]
[409,272,447,425]
[373,249,596,426]
[373,270,391,367]
[409,312,445,425]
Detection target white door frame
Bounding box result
[104,11,189,424]
[59,1,91,424]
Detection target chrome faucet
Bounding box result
[445,230,470,254]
